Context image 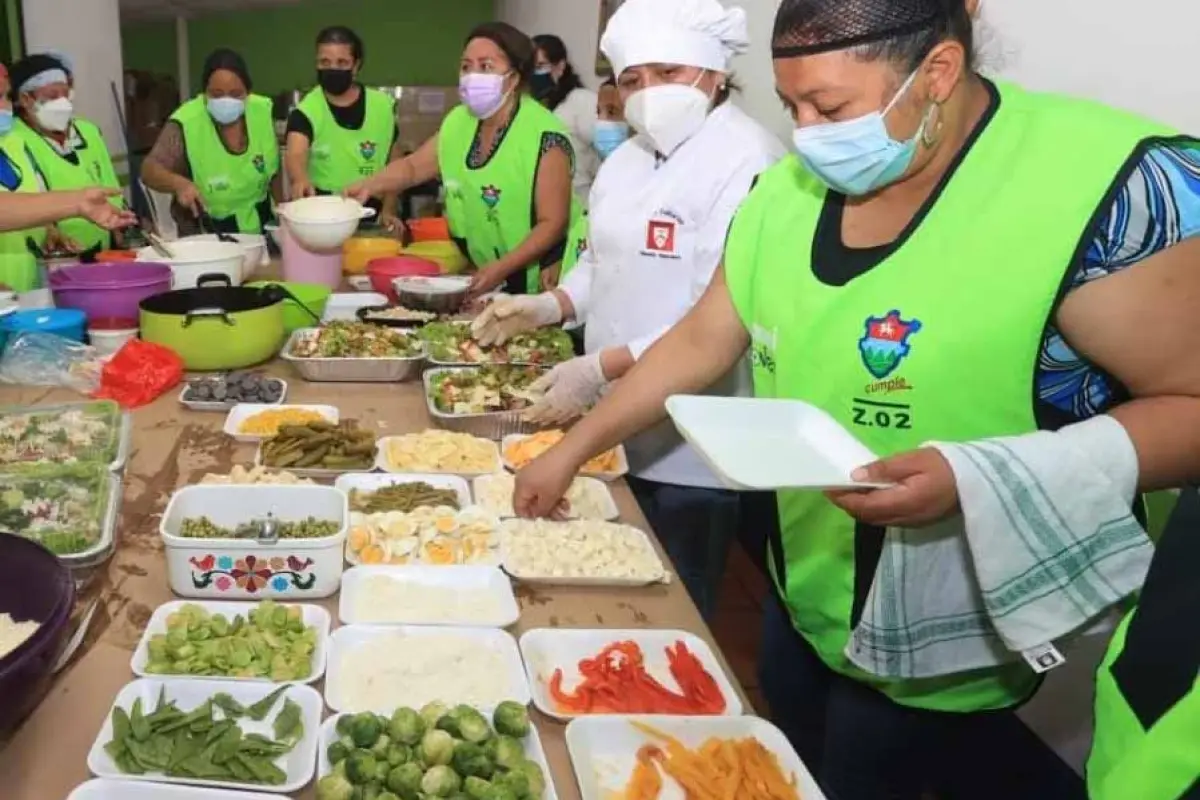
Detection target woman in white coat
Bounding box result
[532,35,599,207]
[474,0,785,620]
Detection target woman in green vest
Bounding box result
[141,48,281,236]
[346,22,577,297]
[513,0,1200,796]
[285,26,398,220]
[0,61,47,292]
[11,54,123,252]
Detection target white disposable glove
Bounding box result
[471,292,564,347]
[524,353,608,426]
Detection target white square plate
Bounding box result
[85,678,322,794]
[565,715,826,800]
[500,434,629,482]
[665,395,890,490]
[130,600,331,684]
[68,779,287,800]
[333,472,472,509]
[519,628,742,721]
[375,435,503,477]
[222,404,339,443]
[473,473,618,521]
[338,565,520,627]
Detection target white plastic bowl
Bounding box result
[88,326,138,357]
[136,239,245,288]
[179,233,268,275]
[278,197,375,252]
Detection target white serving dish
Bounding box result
[130,600,331,684]
[222,403,339,443]
[324,624,530,712]
[501,433,629,482]
[69,779,288,800]
[278,198,375,251]
[474,473,618,521]
[342,504,502,569]
[85,678,322,794]
[159,485,348,600]
[375,434,503,477]
[520,628,743,722]
[316,711,559,800]
[565,715,825,800]
[333,471,472,508]
[665,395,890,491]
[500,520,668,587]
[254,443,378,480]
[87,326,138,357]
[179,379,289,412]
[338,565,519,627]
[180,233,268,274]
[137,240,245,289]
[321,291,389,323]
[280,328,425,383]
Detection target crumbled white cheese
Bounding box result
[502,520,666,582]
[354,575,505,625]
[0,612,41,660]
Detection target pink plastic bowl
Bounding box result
[367,256,441,301]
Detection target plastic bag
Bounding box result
[93,340,184,409]
[0,332,104,395]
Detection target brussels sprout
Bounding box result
[481,786,518,800]
[388,707,426,745]
[453,706,492,744]
[420,701,450,727]
[371,733,393,757]
[327,740,351,765]
[463,776,494,800]
[316,771,355,800]
[375,759,391,782]
[337,713,356,739]
[513,759,546,799]
[362,783,382,800]
[421,764,463,797]
[491,736,525,772]
[346,749,379,784]
[492,701,530,739]
[435,712,463,739]
[376,793,400,800]
[386,743,412,767]
[351,712,384,748]
[386,762,424,800]
[422,729,456,766]
[493,770,531,797]
[452,741,495,779]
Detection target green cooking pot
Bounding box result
[139,273,289,371]
[246,280,332,333]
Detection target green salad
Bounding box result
[0,463,113,555]
[419,321,572,365]
[429,366,545,415]
[0,400,123,467]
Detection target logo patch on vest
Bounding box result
[574,237,588,260]
[252,154,266,174]
[0,151,22,192]
[359,140,377,161]
[859,310,921,380]
[481,185,502,222]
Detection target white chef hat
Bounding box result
[601,0,750,77]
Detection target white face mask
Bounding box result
[625,74,712,156]
[34,97,73,133]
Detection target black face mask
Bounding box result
[530,71,555,99]
[317,68,354,96]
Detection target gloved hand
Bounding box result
[524,353,607,426]
[471,292,564,347]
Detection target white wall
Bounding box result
[496,0,606,89]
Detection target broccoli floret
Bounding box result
[316,771,356,800]
[350,712,384,748]
[452,741,495,779]
[421,764,463,797]
[492,701,530,739]
[388,707,427,745]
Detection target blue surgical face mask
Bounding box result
[0,109,13,137]
[791,70,929,196]
[593,120,629,160]
[207,96,246,126]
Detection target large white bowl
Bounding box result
[179,233,268,275]
[277,197,375,252]
[136,239,245,289]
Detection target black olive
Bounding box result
[212,385,227,401]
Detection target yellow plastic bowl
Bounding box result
[342,236,402,275]
[403,240,469,275]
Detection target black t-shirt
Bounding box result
[285,84,399,144]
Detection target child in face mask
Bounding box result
[594,78,629,161]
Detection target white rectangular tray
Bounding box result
[222,404,339,443]
[501,433,629,482]
[159,484,348,546]
[474,473,618,520]
[85,678,322,794]
[254,443,379,479]
[322,291,388,323]
[375,434,503,477]
[520,628,742,721]
[665,395,889,491]
[333,471,472,509]
[324,624,530,713]
[500,520,668,587]
[565,715,826,800]
[179,380,289,412]
[130,600,331,684]
[338,565,519,627]
[69,779,288,800]
[316,711,559,800]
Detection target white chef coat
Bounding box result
[552,87,599,207]
[560,101,785,487]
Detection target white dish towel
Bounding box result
[846,415,1154,680]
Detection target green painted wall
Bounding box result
[122,0,493,95]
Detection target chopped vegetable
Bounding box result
[419,321,572,365]
[348,482,460,513]
[291,321,422,358]
[0,400,122,467]
[261,419,377,471]
[429,366,545,415]
[0,462,112,555]
[505,430,622,474]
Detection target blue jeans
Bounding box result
[759,596,1085,800]
[627,477,740,621]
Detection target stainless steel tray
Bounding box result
[422,367,544,441]
[109,412,133,473]
[280,328,425,383]
[62,472,122,570]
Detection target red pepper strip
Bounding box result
[549,640,726,714]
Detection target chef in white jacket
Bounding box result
[473,0,784,619]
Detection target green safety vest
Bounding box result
[561,210,588,278]
[724,80,1173,712]
[298,87,395,193]
[170,95,279,233]
[438,97,580,294]
[0,134,45,292]
[16,117,120,252]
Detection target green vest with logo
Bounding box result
[561,211,588,278]
[724,81,1172,712]
[16,117,120,252]
[298,87,394,193]
[170,95,278,233]
[437,97,580,294]
[0,134,45,292]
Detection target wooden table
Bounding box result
[0,366,743,800]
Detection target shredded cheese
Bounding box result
[354,575,505,624]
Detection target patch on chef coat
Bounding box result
[641,218,682,260]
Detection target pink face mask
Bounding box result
[459,72,509,119]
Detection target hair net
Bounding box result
[38,49,73,76]
[11,54,69,95]
[772,0,946,58]
[601,0,749,76]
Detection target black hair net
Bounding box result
[773,0,948,58]
[201,48,252,92]
[9,53,68,97]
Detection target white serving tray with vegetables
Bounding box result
[520,628,742,722]
[316,704,558,800]
[500,519,668,587]
[501,432,629,482]
[333,471,473,510]
[130,600,331,685]
[222,404,339,443]
[68,779,289,800]
[85,678,322,794]
[338,565,520,628]
[565,715,824,800]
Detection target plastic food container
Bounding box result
[500,519,668,587]
[342,235,401,275]
[222,403,339,443]
[0,400,131,471]
[403,240,469,275]
[93,250,138,263]
[367,255,441,301]
[406,216,451,242]
[49,262,172,321]
[423,367,543,440]
[68,779,288,800]
[374,435,503,478]
[159,485,348,600]
[474,473,619,520]
[1,308,87,342]
[136,240,245,288]
[87,316,139,357]
[0,464,121,568]
[179,233,268,275]
[321,292,389,323]
[338,565,520,627]
[394,275,471,314]
[277,196,375,252]
[245,280,331,333]
[179,379,289,412]
[280,328,425,383]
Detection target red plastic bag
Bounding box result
[92,339,184,409]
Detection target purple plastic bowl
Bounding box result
[0,533,75,735]
[49,262,173,322]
